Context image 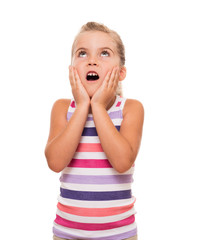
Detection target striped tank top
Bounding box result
[53,95,137,240]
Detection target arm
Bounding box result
[44,66,90,172]
[44,100,89,172]
[91,67,144,173]
[91,100,144,173]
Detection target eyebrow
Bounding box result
[100,47,114,53]
[75,48,88,54]
[75,47,114,54]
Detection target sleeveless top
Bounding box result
[53,95,137,240]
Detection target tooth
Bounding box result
[87,73,99,77]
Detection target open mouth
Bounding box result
[86,71,99,81]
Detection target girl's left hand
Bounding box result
[91,66,120,109]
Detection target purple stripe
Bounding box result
[53,227,137,240]
[82,126,120,136]
[87,110,122,120]
[82,127,98,136]
[60,189,131,201]
[60,174,133,184]
[87,116,93,121]
[66,112,72,121]
[108,110,123,119]
[67,110,123,121]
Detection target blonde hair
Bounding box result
[71,22,125,97]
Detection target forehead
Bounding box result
[74,31,117,51]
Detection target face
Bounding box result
[71,31,123,97]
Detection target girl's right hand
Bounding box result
[69,66,90,107]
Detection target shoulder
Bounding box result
[46,98,72,146]
[123,98,144,118]
[120,98,144,139]
[52,98,71,109]
[51,98,71,118]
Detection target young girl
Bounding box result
[45,22,144,240]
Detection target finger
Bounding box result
[103,70,112,86]
[108,67,117,88]
[69,66,73,86]
[74,68,81,84]
[69,66,76,88]
[74,68,85,91]
[113,67,120,89]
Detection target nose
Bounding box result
[88,55,98,66]
[88,63,97,66]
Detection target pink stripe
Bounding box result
[55,214,135,231]
[71,101,75,108]
[116,101,121,107]
[57,201,135,217]
[68,159,112,168]
[76,143,103,152]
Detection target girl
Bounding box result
[45,22,144,240]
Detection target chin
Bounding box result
[86,88,98,98]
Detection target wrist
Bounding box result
[76,102,90,110]
[91,101,106,111]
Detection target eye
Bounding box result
[101,50,110,57]
[78,51,87,58]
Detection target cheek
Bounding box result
[72,56,81,66]
[72,59,85,72]
[72,61,78,67]
[75,67,85,81]
[103,65,114,76]
[72,60,81,71]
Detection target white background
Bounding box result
[0,0,198,239]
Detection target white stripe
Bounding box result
[79,136,101,143]
[120,97,127,110]
[61,182,132,191]
[57,196,136,208]
[61,167,134,175]
[72,151,107,159]
[53,221,137,238]
[56,207,136,223]
[67,108,75,113]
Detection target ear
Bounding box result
[119,66,127,81]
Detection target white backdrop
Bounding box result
[0,0,198,239]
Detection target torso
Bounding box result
[53,95,138,239]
